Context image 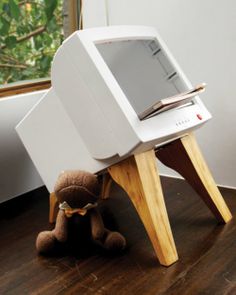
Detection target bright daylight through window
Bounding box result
[0,0,63,85]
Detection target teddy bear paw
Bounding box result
[36,231,57,254]
[104,231,126,252]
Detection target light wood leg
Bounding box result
[108,149,178,266]
[156,133,232,223]
[101,173,113,200]
[49,192,59,223]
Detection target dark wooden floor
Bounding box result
[0,177,236,295]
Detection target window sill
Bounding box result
[0,79,51,99]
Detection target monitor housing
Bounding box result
[51,26,211,160]
[16,26,211,191]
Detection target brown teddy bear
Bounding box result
[36,170,126,255]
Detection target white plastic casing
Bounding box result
[52,26,211,159]
[16,26,211,191]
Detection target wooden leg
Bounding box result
[156,133,232,223]
[108,149,178,266]
[49,192,59,223]
[101,173,113,200]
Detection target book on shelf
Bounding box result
[138,83,206,120]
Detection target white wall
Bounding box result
[84,0,236,188]
[0,92,43,203]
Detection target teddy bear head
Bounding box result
[54,170,100,208]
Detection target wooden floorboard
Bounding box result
[0,177,236,295]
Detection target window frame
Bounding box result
[0,0,81,98]
[0,78,51,98]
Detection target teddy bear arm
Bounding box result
[90,209,105,240]
[53,209,68,242]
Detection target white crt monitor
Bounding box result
[16,26,211,191]
[51,26,211,160]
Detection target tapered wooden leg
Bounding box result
[49,192,59,223]
[108,149,178,266]
[156,133,232,223]
[101,173,113,200]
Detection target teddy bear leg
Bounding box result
[103,229,126,252]
[36,231,57,254]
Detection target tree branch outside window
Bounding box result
[0,0,64,85]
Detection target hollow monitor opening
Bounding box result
[96,39,189,116]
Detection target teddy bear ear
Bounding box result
[57,170,65,178]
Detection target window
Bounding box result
[0,0,80,94]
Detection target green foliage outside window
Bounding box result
[0,0,63,85]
